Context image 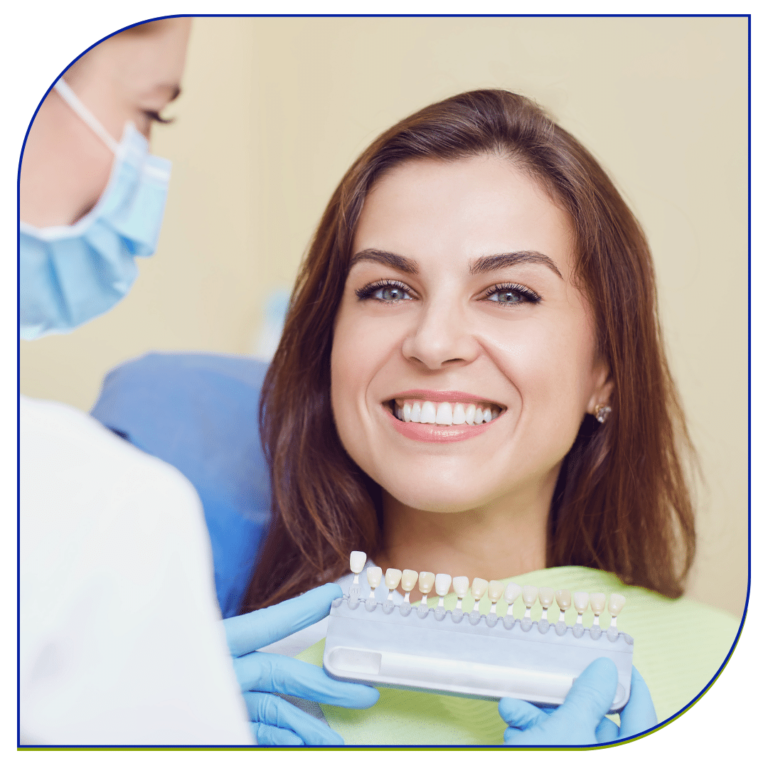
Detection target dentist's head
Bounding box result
[19,18,192,339]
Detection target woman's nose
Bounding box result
[401,300,480,369]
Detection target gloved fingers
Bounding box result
[618,667,658,739]
[243,692,344,746]
[225,584,343,657]
[498,697,550,732]
[234,652,380,708]
[250,721,303,746]
[550,658,619,735]
[595,716,620,743]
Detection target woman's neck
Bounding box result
[375,475,554,584]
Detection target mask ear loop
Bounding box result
[53,78,119,154]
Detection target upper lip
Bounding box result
[386,389,506,408]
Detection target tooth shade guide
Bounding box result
[325,575,635,711]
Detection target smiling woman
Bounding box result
[242,90,730,743]
[246,90,693,608]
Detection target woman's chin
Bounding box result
[383,484,499,515]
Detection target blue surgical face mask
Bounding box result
[19,79,172,340]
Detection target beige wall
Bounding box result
[20,17,748,616]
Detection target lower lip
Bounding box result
[384,406,499,443]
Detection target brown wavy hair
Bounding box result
[242,90,696,611]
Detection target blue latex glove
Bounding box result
[499,659,657,746]
[224,583,379,745]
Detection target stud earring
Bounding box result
[594,404,612,424]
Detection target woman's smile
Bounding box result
[381,390,506,443]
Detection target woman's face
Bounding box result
[331,155,611,516]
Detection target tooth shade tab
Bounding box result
[471,578,489,601]
[609,593,626,617]
[521,586,538,609]
[419,572,436,594]
[350,551,367,575]
[434,573,452,597]
[589,593,606,615]
[384,568,402,590]
[609,593,626,628]
[487,580,504,614]
[504,582,522,607]
[366,566,382,589]
[452,576,469,598]
[487,581,504,602]
[401,569,418,593]
[573,591,589,613]
[555,589,571,611]
[538,587,555,610]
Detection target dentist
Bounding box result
[19,18,376,745]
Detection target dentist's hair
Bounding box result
[243,90,696,611]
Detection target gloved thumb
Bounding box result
[551,657,619,734]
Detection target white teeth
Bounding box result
[419,401,436,423]
[435,402,453,425]
[393,399,503,425]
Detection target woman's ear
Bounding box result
[586,361,614,415]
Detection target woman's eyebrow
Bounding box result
[349,249,419,274]
[470,251,564,279]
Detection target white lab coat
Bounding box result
[19,396,253,745]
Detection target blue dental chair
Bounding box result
[91,352,272,618]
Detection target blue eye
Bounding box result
[484,283,541,306]
[356,280,414,303]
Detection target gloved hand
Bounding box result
[499,659,657,746]
[224,583,379,745]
